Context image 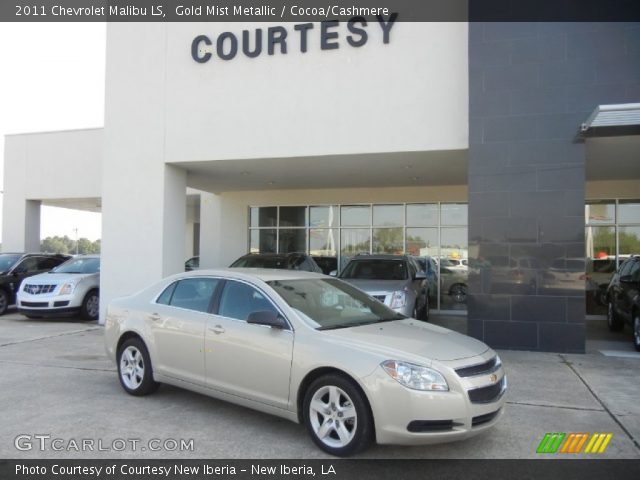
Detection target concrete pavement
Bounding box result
[0,312,638,459]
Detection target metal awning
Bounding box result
[581,103,640,136]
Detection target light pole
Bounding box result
[74,228,79,255]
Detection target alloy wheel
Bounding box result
[86,294,99,319]
[120,346,145,390]
[309,385,358,449]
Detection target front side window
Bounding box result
[53,257,99,274]
[218,281,278,322]
[0,254,22,273]
[15,257,39,273]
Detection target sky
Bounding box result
[0,22,106,242]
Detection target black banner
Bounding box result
[2,460,640,480]
[1,0,640,22]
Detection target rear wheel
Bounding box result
[607,300,624,332]
[303,374,373,456]
[633,313,640,352]
[117,338,159,396]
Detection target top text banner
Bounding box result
[2,0,640,22]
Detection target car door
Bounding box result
[148,277,220,386]
[205,279,294,409]
[8,257,41,301]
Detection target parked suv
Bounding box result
[606,255,640,351]
[337,254,429,320]
[0,253,71,315]
[17,255,100,320]
[230,252,323,273]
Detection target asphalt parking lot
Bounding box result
[0,312,639,459]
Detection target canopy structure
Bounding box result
[581,103,640,136]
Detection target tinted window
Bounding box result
[0,254,21,272]
[218,281,278,322]
[15,257,39,273]
[169,278,219,313]
[619,259,635,276]
[629,261,640,282]
[231,256,288,269]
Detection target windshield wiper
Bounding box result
[318,316,405,331]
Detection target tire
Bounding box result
[449,284,467,303]
[607,300,624,332]
[117,338,159,396]
[303,374,374,456]
[0,289,9,316]
[80,289,100,321]
[633,313,640,353]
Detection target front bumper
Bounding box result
[362,355,507,445]
[17,292,82,317]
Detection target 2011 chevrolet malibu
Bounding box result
[104,269,506,456]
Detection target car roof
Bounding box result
[182,268,327,282]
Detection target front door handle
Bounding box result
[209,325,225,335]
[148,313,161,322]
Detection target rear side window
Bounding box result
[157,282,177,305]
[38,257,64,270]
[158,278,220,313]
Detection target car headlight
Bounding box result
[389,290,407,309]
[59,283,77,295]
[381,360,449,391]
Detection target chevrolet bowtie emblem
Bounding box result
[490,373,498,383]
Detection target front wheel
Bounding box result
[80,290,100,320]
[633,314,640,352]
[607,301,624,332]
[303,374,373,456]
[450,284,467,303]
[117,338,159,396]
[0,290,9,316]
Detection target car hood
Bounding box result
[340,278,409,293]
[323,319,489,362]
[23,272,99,284]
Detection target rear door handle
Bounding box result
[148,313,161,322]
[209,325,225,335]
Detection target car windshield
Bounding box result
[52,257,100,274]
[0,254,21,272]
[231,256,290,269]
[267,278,405,330]
[340,259,408,280]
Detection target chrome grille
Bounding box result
[455,356,500,378]
[23,284,57,295]
[468,376,507,404]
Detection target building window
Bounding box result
[585,199,640,316]
[247,203,469,312]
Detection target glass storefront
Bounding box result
[248,203,469,312]
[585,200,640,315]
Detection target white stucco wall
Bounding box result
[2,129,102,252]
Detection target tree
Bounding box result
[40,236,101,254]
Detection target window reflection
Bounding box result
[372,228,404,254]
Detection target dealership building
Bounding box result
[2,21,639,352]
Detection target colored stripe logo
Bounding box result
[537,433,612,454]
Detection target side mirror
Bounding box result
[329,270,338,277]
[247,310,287,329]
[415,271,427,280]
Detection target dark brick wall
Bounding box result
[468,22,640,353]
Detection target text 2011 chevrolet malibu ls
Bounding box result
[105,269,506,456]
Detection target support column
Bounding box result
[199,192,223,269]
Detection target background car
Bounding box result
[104,268,505,456]
[230,252,323,273]
[606,255,640,351]
[336,254,429,320]
[0,253,70,315]
[185,256,200,271]
[17,255,101,320]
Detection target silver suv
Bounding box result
[336,254,429,320]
